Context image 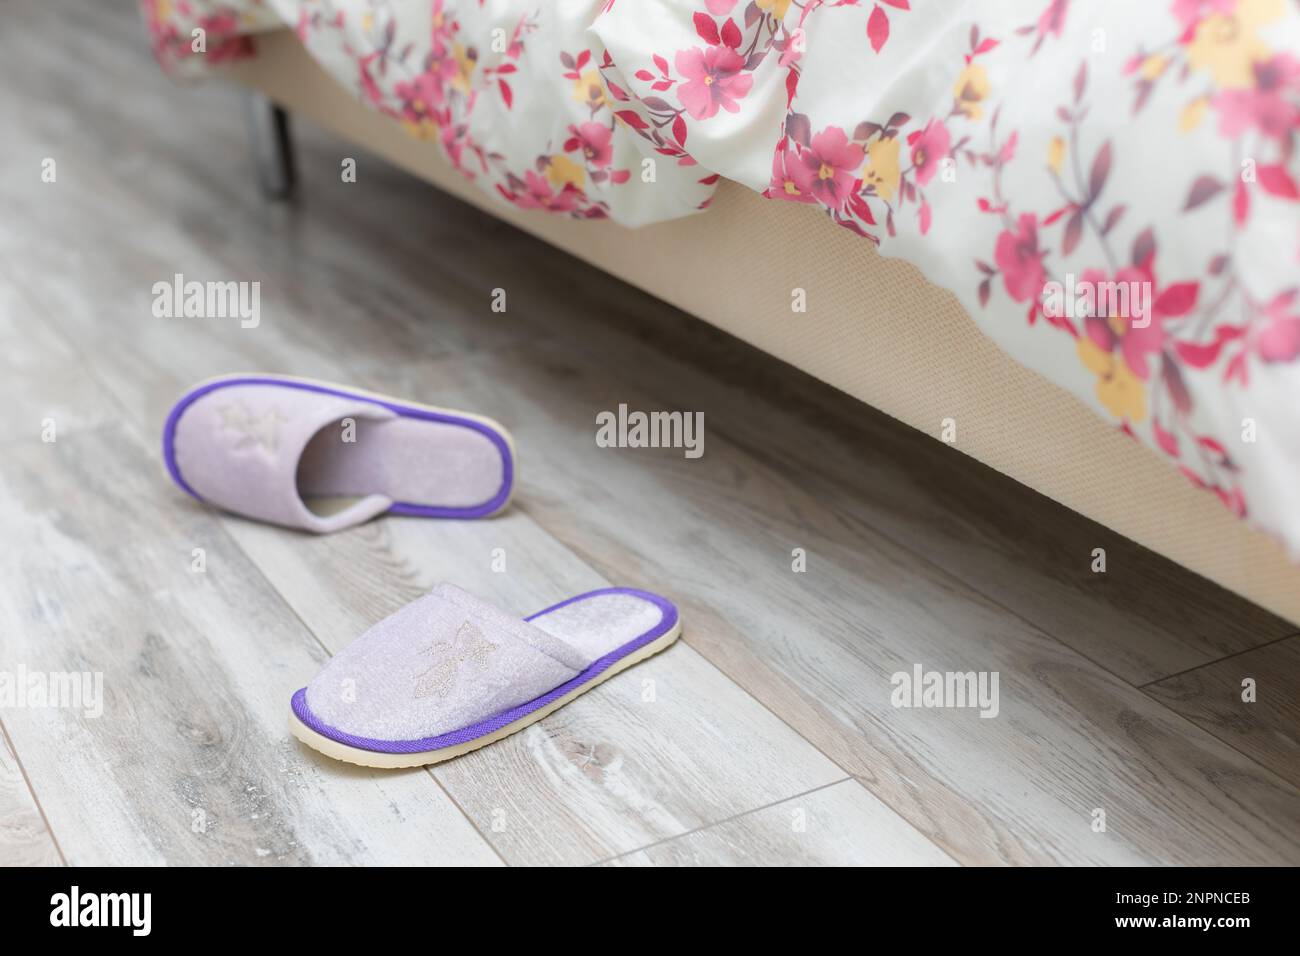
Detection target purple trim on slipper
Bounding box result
[292,588,678,755]
[162,375,513,519]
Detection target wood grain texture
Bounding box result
[1143,637,1300,790]
[0,282,112,448]
[603,780,957,867]
[2,0,1297,867]
[332,178,1290,688]
[517,301,1293,687]
[337,152,1290,690]
[385,343,1300,866]
[0,423,499,866]
[4,1,888,867]
[224,507,851,866]
[123,81,1285,690]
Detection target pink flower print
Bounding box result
[768,145,819,204]
[779,29,805,69]
[1257,318,1300,362]
[674,45,754,120]
[394,72,444,124]
[1254,290,1300,362]
[568,122,614,168]
[1036,0,1070,40]
[1081,266,1201,380]
[440,121,468,169]
[357,53,387,110]
[513,171,580,213]
[793,126,864,211]
[1171,0,1235,30]
[425,39,463,91]
[1214,54,1300,139]
[994,214,1048,303]
[198,12,240,37]
[908,120,951,187]
[431,0,454,45]
[1080,269,1161,381]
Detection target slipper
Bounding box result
[162,374,514,533]
[289,584,681,768]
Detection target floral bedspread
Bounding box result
[140,0,1300,558]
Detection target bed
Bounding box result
[138,0,1300,625]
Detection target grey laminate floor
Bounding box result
[1,0,1297,866]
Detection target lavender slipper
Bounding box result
[289,584,681,768]
[163,374,514,533]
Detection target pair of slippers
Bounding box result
[163,374,681,768]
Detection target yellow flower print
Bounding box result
[953,63,991,120]
[547,155,585,190]
[402,119,438,140]
[1186,0,1283,89]
[861,136,901,202]
[1140,54,1169,80]
[1048,136,1066,173]
[451,43,475,95]
[1077,337,1147,423]
[573,69,606,110]
[757,0,793,18]
[1180,95,1210,132]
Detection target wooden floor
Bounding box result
[2,0,1298,866]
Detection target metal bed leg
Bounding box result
[242,91,296,201]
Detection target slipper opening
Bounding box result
[297,415,507,515]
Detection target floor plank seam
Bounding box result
[27,326,831,865]
[206,519,511,864]
[2,340,506,864]
[584,776,852,867]
[687,381,1298,686]
[510,494,876,777]
[23,262,880,863]
[420,767,512,867]
[0,717,68,866]
[841,542,1300,798]
[8,0,1297,864]
[510,446,1300,853]
[1135,630,1300,689]
[1132,685,1300,794]
[481,317,1294,695]
[806,483,1233,690]
[842,775,963,867]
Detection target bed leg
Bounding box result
[242,91,297,201]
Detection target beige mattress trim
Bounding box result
[232,31,1300,626]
